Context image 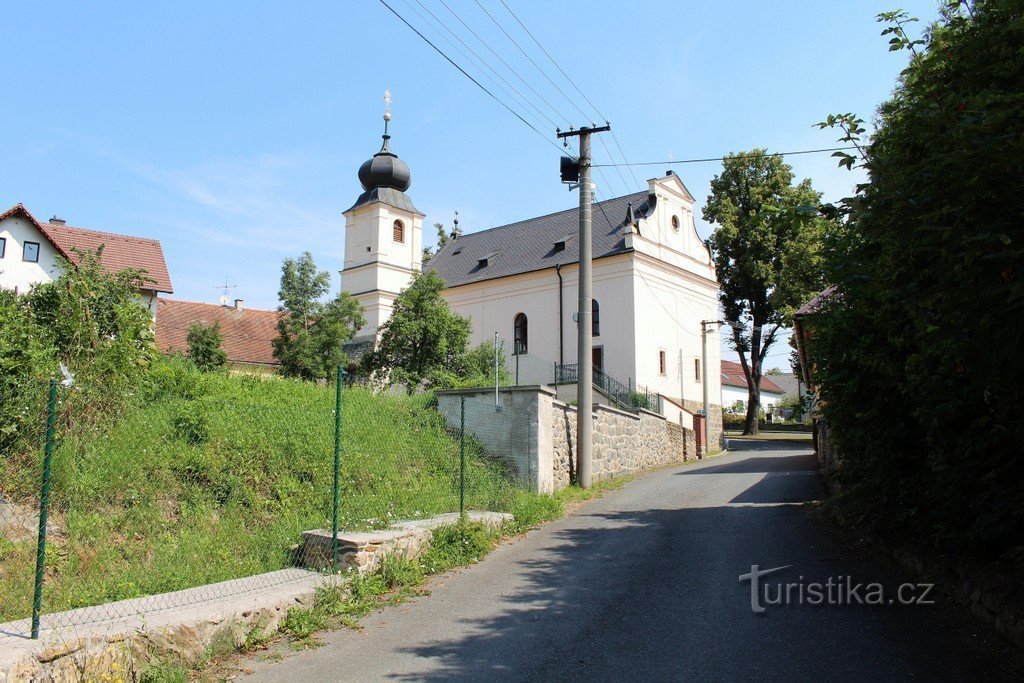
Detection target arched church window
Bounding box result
[671,215,680,232]
[514,313,528,355]
[592,299,600,336]
[393,220,405,243]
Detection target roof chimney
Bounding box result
[50,216,66,225]
[234,299,244,311]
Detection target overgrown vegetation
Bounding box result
[0,358,555,621]
[813,0,1023,559]
[0,247,154,452]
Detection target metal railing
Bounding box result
[553,363,660,413]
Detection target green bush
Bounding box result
[815,1,1024,558]
[186,322,227,372]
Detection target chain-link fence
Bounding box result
[0,363,533,645]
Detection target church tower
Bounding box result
[341,93,423,342]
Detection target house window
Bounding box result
[695,358,702,383]
[0,236,5,259]
[23,241,40,263]
[592,346,604,372]
[659,350,667,375]
[592,299,600,336]
[393,220,405,243]
[671,215,680,232]
[514,313,528,355]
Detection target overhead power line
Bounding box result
[403,0,558,130]
[487,0,638,192]
[497,0,605,120]
[474,0,591,121]
[434,0,572,129]
[377,0,565,155]
[593,146,859,167]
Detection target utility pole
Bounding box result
[558,124,610,489]
[700,319,723,452]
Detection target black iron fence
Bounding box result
[553,363,660,413]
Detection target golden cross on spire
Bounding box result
[383,89,392,121]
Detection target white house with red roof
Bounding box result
[0,203,173,318]
[719,360,785,414]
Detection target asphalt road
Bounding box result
[242,441,1023,682]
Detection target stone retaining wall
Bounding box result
[440,387,696,493]
[552,402,694,488]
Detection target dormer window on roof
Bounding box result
[553,233,576,253]
[478,250,500,268]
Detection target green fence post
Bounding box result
[331,366,343,571]
[31,379,58,640]
[459,395,466,516]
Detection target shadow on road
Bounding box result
[677,454,817,475]
[387,452,1022,681]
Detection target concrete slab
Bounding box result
[0,568,333,677]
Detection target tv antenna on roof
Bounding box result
[215,277,237,306]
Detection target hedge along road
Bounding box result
[242,441,1024,681]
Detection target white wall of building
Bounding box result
[0,214,61,293]
[440,253,637,387]
[721,383,784,413]
[341,201,423,336]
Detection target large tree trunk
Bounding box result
[744,384,761,435]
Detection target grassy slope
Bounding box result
[0,364,556,621]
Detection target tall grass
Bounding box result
[0,358,546,621]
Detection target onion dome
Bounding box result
[357,115,411,192]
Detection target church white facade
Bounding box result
[340,116,723,444]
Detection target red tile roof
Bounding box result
[721,360,784,394]
[0,203,173,292]
[155,298,282,366]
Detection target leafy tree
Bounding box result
[702,151,829,435]
[812,0,1024,557]
[366,271,470,390]
[273,252,364,381]
[186,321,227,372]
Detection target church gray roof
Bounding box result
[427,190,652,288]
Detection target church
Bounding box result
[340,110,723,447]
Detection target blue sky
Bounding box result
[2,0,939,370]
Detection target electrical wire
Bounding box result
[434,0,572,130]
[402,0,559,131]
[377,0,565,155]
[593,146,859,167]
[493,0,642,189]
[473,0,592,121]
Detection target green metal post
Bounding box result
[459,396,466,515]
[31,380,57,640]
[331,366,343,571]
